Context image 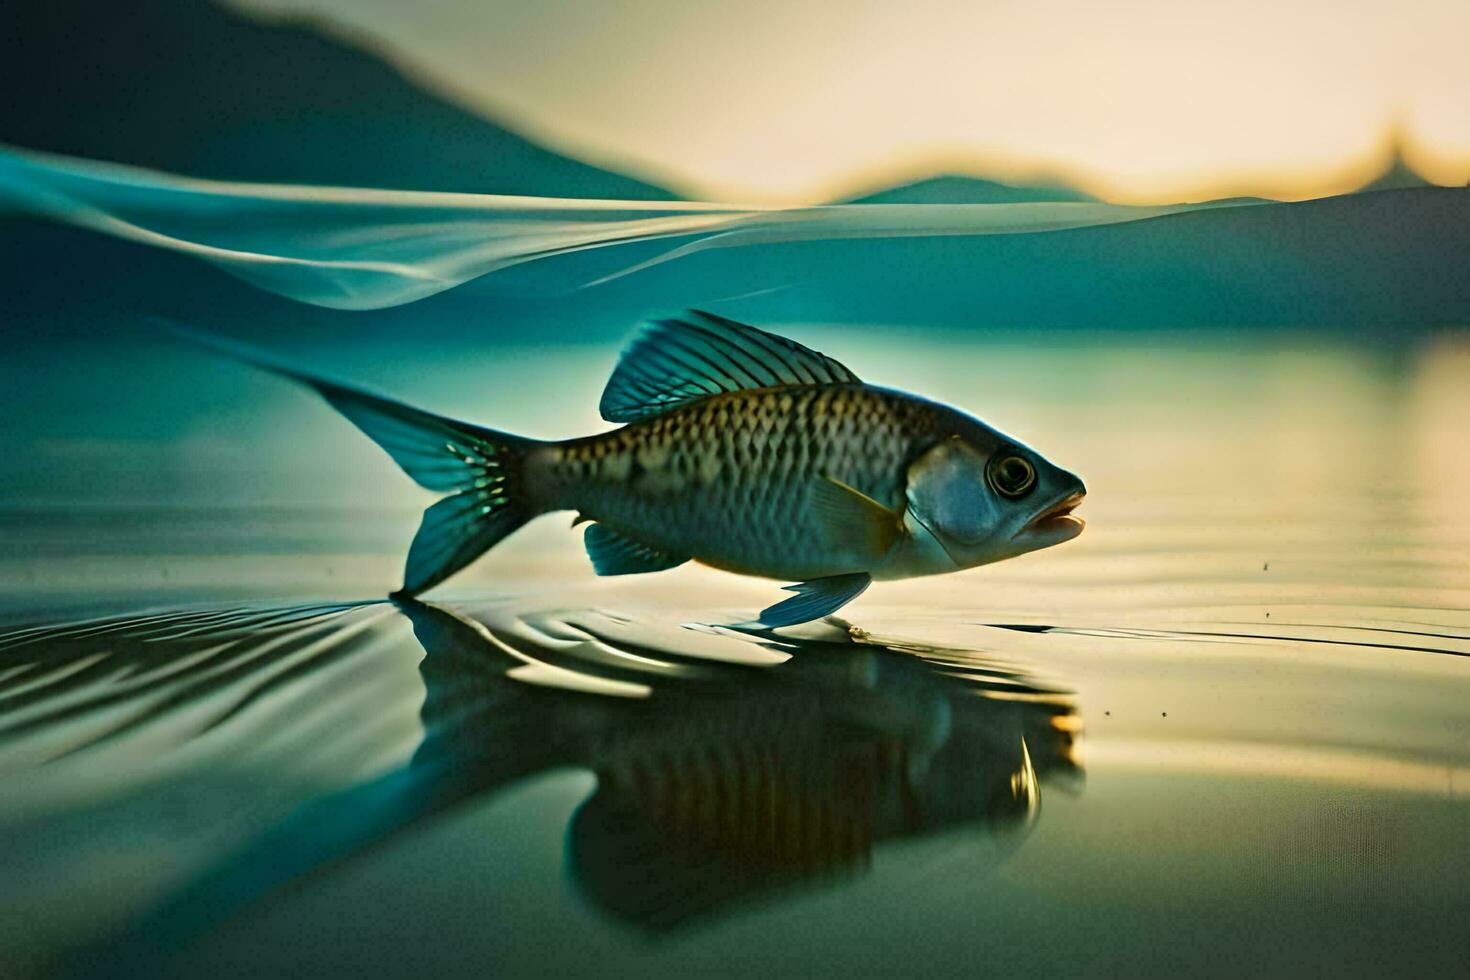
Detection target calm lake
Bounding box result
[2,329,1467,976]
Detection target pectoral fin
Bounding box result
[808,476,901,562]
[584,523,690,576]
[759,573,872,628]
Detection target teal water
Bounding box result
[1,331,1468,976]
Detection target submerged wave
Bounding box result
[0,144,1244,310]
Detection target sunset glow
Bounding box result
[233,0,1470,203]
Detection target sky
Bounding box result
[230,1,1469,204]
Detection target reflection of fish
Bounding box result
[179,311,1086,625]
[425,601,1083,930]
[370,601,1082,930]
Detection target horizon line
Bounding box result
[549,122,1470,207]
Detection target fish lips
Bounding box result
[1014,489,1086,547]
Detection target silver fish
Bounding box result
[184,310,1086,625]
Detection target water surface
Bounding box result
[1,331,1467,976]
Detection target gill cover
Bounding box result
[905,437,1003,547]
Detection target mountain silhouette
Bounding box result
[0,0,674,199]
[1355,127,1434,194]
[842,173,1096,205]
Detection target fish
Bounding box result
[175,310,1086,626]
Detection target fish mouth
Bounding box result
[1015,490,1086,542]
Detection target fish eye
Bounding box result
[986,453,1036,499]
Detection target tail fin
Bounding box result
[164,324,540,596]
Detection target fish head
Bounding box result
[904,432,1085,569]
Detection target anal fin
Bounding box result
[759,573,872,628]
[585,523,690,576]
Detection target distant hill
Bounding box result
[0,0,674,199]
[1355,131,1434,194]
[842,174,1096,205]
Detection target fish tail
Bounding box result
[159,321,544,596]
[387,426,538,598]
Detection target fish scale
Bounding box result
[535,384,950,581]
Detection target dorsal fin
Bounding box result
[598,310,861,423]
